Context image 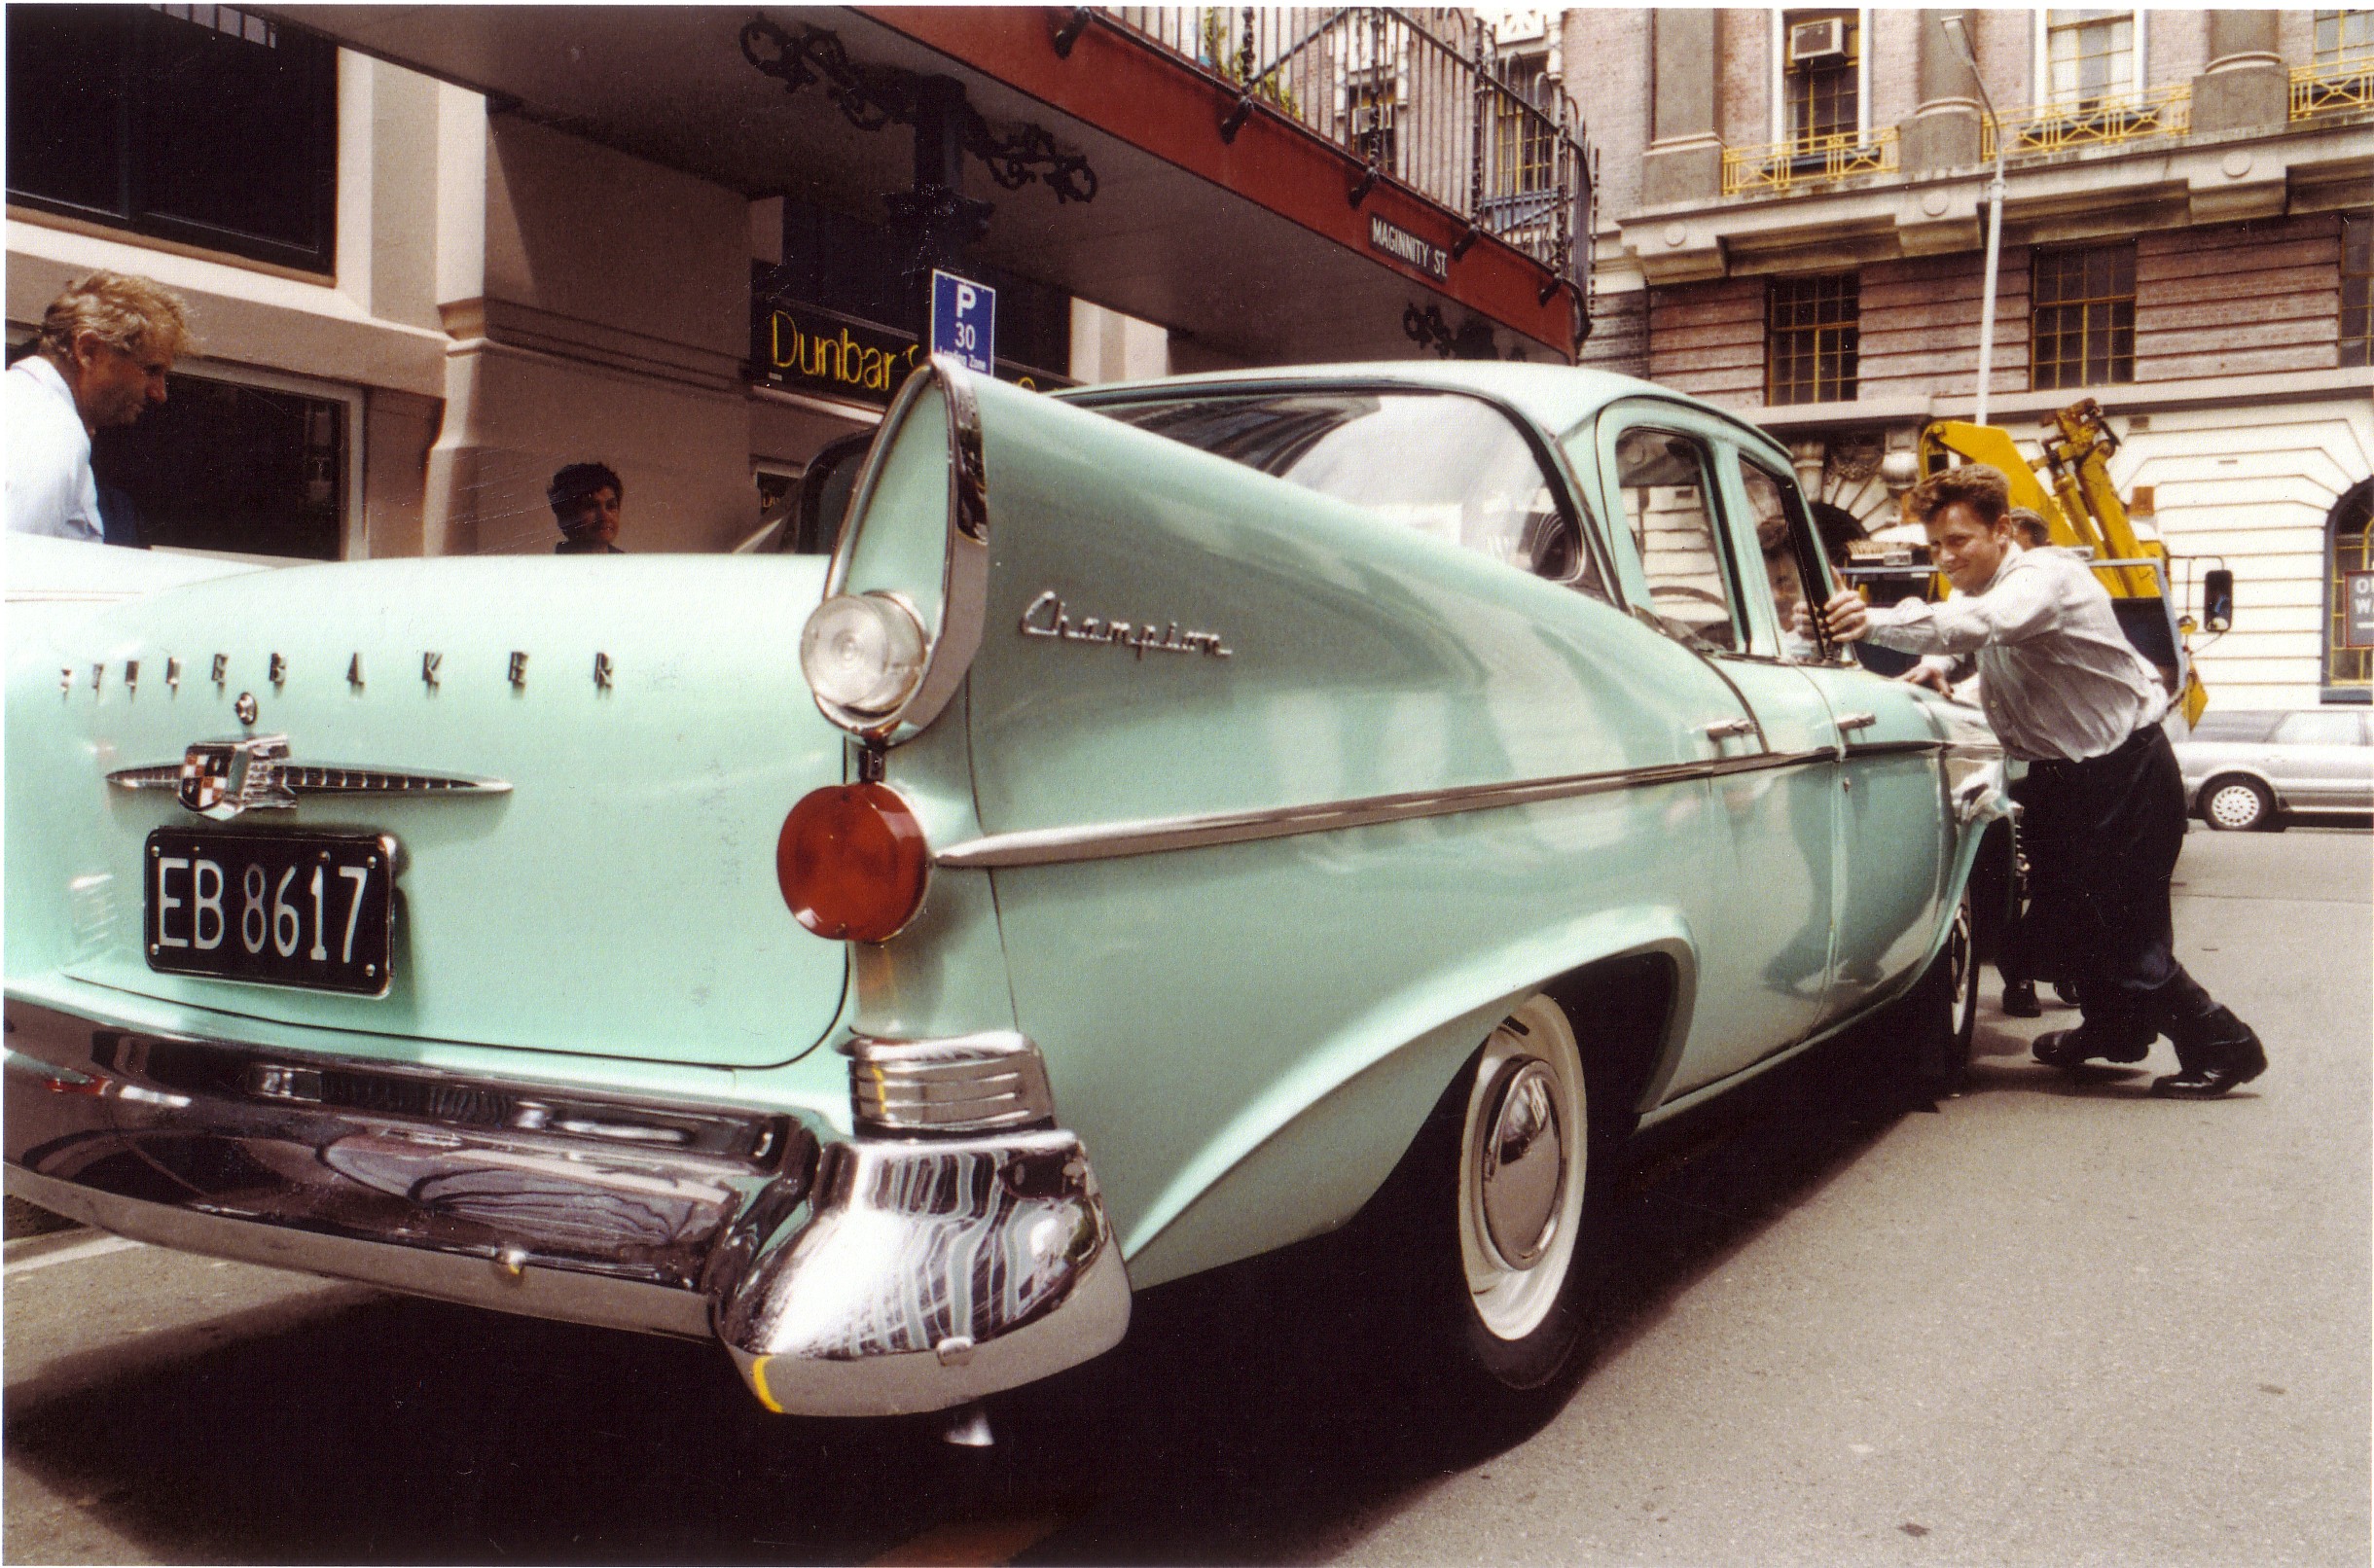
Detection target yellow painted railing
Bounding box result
[1721,127,1899,195]
[2291,56,2374,120]
[1982,83,2191,159]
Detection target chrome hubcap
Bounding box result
[1479,1060,1565,1267]
[1457,996,1587,1342]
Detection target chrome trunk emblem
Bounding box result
[109,734,512,819]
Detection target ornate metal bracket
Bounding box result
[1050,8,1093,59]
[1402,303,1504,361]
[741,16,1098,203]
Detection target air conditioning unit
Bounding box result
[1788,17,1848,64]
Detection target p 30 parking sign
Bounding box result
[931,270,995,375]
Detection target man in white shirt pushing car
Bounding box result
[1804,464,2266,1099]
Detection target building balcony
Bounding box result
[1720,128,1899,196]
[1981,83,2194,161]
[2291,55,2374,121]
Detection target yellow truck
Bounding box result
[1901,398,2226,727]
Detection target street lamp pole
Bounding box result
[1942,13,2004,427]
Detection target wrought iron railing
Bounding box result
[1100,8,1593,336]
[1982,83,2191,160]
[2291,55,2374,120]
[1721,126,1899,195]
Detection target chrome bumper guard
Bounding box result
[2,999,1129,1417]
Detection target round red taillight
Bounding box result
[776,783,929,943]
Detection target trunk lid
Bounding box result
[8,554,848,1069]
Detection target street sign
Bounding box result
[931,270,995,375]
[2345,568,2374,649]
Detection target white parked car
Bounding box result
[2176,708,2374,831]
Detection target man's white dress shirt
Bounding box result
[1864,545,2168,764]
[6,355,103,542]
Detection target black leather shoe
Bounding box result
[2001,979,2041,1017]
[2033,1027,2151,1069]
[2152,1026,2268,1099]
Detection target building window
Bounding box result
[5,5,338,273]
[1767,273,1860,406]
[2032,244,2135,389]
[101,371,349,557]
[1492,55,1555,196]
[1784,11,1862,145]
[2330,481,2374,691]
[2315,10,2374,64]
[2344,213,2373,369]
[2045,10,2140,109]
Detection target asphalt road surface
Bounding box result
[7,824,2367,1566]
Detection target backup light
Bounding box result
[776,783,928,943]
[800,592,926,717]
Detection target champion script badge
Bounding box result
[1019,590,1232,660]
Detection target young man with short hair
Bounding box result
[1808,464,2265,1098]
[548,461,625,553]
[6,271,191,542]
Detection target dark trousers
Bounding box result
[2017,727,2222,1050]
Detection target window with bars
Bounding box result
[2327,481,2374,690]
[2032,244,2135,389]
[1767,273,1860,406]
[2343,212,2372,370]
[2315,10,2374,64]
[1492,55,1555,196]
[1784,11,1861,145]
[2046,10,2138,109]
[5,4,337,272]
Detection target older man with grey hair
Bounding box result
[7,270,192,542]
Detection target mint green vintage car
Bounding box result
[6,359,2009,1424]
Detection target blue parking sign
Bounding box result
[931,270,995,374]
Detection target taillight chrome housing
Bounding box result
[803,355,989,745]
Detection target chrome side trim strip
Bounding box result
[1842,738,1949,763]
[935,746,1850,870]
[108,762,513,798]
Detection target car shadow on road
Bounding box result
[1,1035,1950,1567]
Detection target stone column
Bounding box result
[2190,11,2286,134]
[1900,11,1984,175]
[1639,9,1722,207]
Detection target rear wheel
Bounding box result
[1383,993,1613,1427]
[2201,776,2275,832]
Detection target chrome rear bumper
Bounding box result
[3,998,1129,1416]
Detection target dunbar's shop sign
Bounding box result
[752,297,1061,408]
[754,302,923,406]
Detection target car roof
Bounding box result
[1061,361,1788,465]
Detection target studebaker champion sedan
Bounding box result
[6,359,2009,1426]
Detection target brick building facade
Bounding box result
[1544,7,2373,712]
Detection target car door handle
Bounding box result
[1836,711,1879,732]
[1701,718,1755,740]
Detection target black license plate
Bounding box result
[144,829,396,996]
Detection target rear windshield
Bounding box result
[1088,389,1609,603]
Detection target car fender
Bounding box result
[2190,766,2284,813]
[1121,908,1695,1289]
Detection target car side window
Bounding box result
[1092,390,1613,605]
[1736,459,1837,663]
[1612,428,1740,651]
[2271,710,2367,747]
